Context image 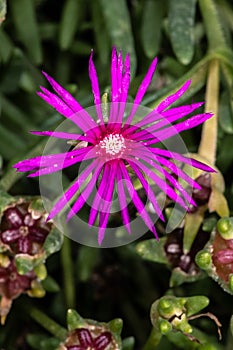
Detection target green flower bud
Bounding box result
[195,250,212,270]
[217,217,233,240]
[158,319,172,334]
[229,274,233,293]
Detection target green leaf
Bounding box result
[41,275,60,293]
[15,254,45,275]
[168,0,196,65]
[199,0,227,51]
[185,296,209,317]
[122,337,135,350]
[43,227,64,256]
[0,0,6,25]
[219,90,233,134]
[141,0,164,58]
[91,0,110,66]
[76,246,100,282]
[67,309,86,331]
[10,0,42,64]
[169,267,205,288]
[0,29,13,63]
[147,54,209,108]
[59,0,84,50]
[27,334,60,350]
[136,238,168,264]
[100,0,137,76]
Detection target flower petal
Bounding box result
[89,50,104,124]
[149,148,215,172]
[1,229,21,243]
[94,332,112,350]
[155,80,191,113]
[127,160,165,220]
[67,162,103,221]
[30,130,93,143]
[27,147,95,177]
[128,154,189,210]
[125,57,158,124]
[48,159,102,220]
[145,113,213,145]
[97,163,117,244]
[77,328,93,346]
[42,71,97,129]
[119,162,158,239]
[116,166,131,233]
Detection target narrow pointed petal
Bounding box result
[37,91,74,119]
[109,48,120,123]
[128,155,189,210]
[88,164,110,227]
[127,160,165,220]
[125,57,158,124]
[154,155,202,189]
[67,164,103,220]
[149,148,215,172]
[97,163,117,244]
[146,113,213,145]
[117,50,123,97]
[117,53,131,124]
[48,160,102,220]
[30,130,93,143]
[116,166,131,233]
[42,71,97,128]
[89,51,104,124]
[155,80,191,113]
[111,47,118,102]
[132,102,206,138]
[119,162,158,239]
[27,148,95,177]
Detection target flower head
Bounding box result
[0,202,51,255]
[13,48,214,244]
[63,328,112,350]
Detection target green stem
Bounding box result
[142,328,162,350]
[199,0,226,51]
[61,236,76,308]
[198,59,220,165]
[29,306,67,341]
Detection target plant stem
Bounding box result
[198,59,220,165]
[29,306,67,340]
[142,328,162,350]
[199,0,226,51]
[61,236,76,309]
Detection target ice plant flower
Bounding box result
[0,255,37,324]
[0,202,51,255]
[62,328,112,350]
[13,48,214,244]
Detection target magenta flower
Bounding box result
[65,328,112,350]
[0,203,51,255]
[13,48,214,244]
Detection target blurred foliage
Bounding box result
[0,0,233,349]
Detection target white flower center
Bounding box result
[99,133,126,155]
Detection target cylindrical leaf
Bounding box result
[59,0,84,50]
[10,0,42,64]
[141,0,164,58]
[168,0,196,65]
[100,0,137,76]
